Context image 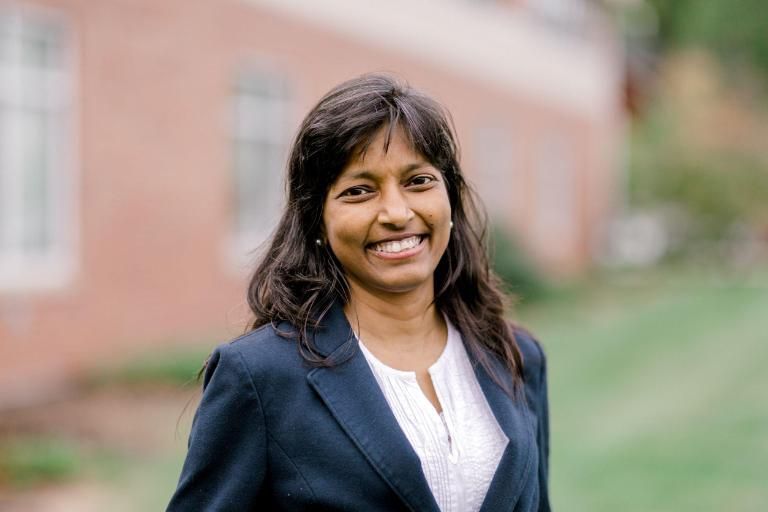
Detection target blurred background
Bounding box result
[0,0,765,510]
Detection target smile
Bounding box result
[368,235,425,255]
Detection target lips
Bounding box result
[368,235,425,254]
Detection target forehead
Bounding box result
[342,125,424,172]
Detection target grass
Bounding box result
[9,265,764,510]
[87,345,213,388]
[0,437,81,487]
[0,436,128,489]
[517,265,768,512]
[103,453,192,512]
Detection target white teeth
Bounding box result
[372,236,422,254]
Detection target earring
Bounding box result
[315,238,323,246]
[450,221,454,229]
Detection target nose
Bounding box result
[377,186,414,227]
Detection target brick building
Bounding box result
[0,0,624,405]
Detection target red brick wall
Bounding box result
[0,0,622,405]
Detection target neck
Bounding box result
[344,281,446,365]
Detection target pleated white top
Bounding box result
[357,320,508,512]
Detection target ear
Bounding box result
[315,223,328,248]
[317,221,327,244]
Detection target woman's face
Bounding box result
[322,126,452,299]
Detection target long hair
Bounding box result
[246,73,524,391]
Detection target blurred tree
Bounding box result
[628,52,768,258]
[648,0,768,83]
[488,225,549,304]
[610,0,768,262]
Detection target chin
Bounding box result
[370,275,434,295]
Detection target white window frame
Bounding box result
[528,0,590,35]
[0,7,77,292]
[227,67,293,269]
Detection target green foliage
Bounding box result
[488,225,550,304]
[648,0,768,83]
[628,102,768,253]
[0,437,80,487]
[623,1,768,260]
[632,149,768,238]
[89,345,212,388]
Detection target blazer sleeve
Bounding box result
[514,324,552,512]
[533,339,552,512]
[166,342,267,511]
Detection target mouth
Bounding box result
[368,235,426,255]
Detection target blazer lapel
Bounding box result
[306,304,440,512]
[473,349,536,512]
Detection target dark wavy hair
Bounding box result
[246,73,524,391]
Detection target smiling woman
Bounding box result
[167,74,551,512]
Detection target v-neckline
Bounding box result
[356,321,455,414]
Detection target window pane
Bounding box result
[0,108,6,253]
[234,140,281,236]
[21,24,61,69]
[0,17,10,64]
[236,74,270,98]
[534,133,576,256]
[473,122,514,221]
[231,69,291,249]
[234,141,261,233]
[0,11,71,288]
[21,109,51,253]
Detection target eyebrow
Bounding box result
[341,163,428,182]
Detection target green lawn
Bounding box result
[517,266,768,512]
[58,266,767,511]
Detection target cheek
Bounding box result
[429,198,452,230]
[434,203,453,248]
[323,209,366,249]
[322,203,344,239]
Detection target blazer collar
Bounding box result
[306,303,535,512]
[472,345,537,512]
[307,304,440,512]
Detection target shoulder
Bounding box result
[512,326,545,370]
[226,322,300,363]
[510,324,547,393]
[204,323,307,393]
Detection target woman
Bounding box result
[167,74,550,512]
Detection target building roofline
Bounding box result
[245,0,623,118]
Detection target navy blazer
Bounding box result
[167,304,551,511]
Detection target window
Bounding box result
[528,0,589,35]
[0,9,75,291]
[533,132,577,258]
[472,121,516,223]
[229,69,292,263]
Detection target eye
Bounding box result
[407,174,437,187]
[338,186,373,199]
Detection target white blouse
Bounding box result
[357,320,508,512]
